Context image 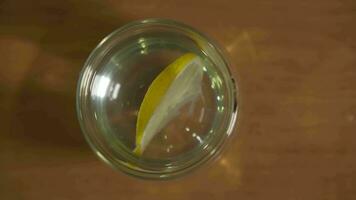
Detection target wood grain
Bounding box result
[0,0,355,199]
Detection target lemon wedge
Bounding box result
[134,53,204,155]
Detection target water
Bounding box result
[90,34,227,161]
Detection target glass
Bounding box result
[76,19,238,179]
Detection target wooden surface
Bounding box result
[1,0,355,199]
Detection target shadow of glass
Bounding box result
[1,0,132,149]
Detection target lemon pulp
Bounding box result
[134,53,204,155]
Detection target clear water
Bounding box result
[90,34,226,160]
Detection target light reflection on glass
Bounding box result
[140,49,147,55]
[138,37,148,55]
[92,75,110,98]
[218,106,225,112]
[138,38,145,43]
[210,76,222,89]
[192,133,203,144]
[198,108,205,122]
[166,144,174,153]
[138,38,147,49]
[195,135,203,144]
[111,83,121,100]
[226,110,237,136]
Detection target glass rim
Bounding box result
[76,18,239,180]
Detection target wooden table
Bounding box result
[1,0,355,199]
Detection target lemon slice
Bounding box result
[134,53,204,155]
